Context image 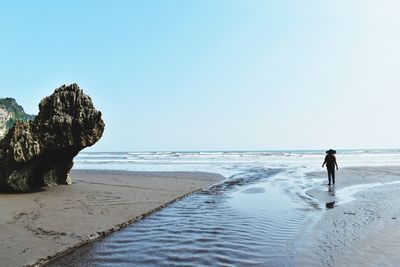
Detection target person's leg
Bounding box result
[332,169,335,185]
[327,169,331,185]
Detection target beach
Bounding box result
[0,170,224,267]
[296,166,400,267]
[2,151,400,266]
[3,1,399,266]
[47,151,400,266]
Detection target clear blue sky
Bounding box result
[1,1,399,151]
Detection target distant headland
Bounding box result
[0,98,35,139]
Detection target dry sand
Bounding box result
[296,166,400,267]
[0,170,224,267]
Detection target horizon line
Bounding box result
[81,147,400,153]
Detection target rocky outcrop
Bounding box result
[0,84,105,192]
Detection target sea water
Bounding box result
[47,150,400,266]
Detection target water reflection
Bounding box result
[328,186,335,196]
[229,183,294,213]
[325,186,337,209]
[325,201,336,209]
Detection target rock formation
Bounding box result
[0,84,105,192]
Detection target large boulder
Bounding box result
[0,84,105,192]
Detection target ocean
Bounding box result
[48,149,400,266]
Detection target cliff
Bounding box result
[0,98,35,139]
[0,84,105,192]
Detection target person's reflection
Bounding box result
[325,201,336,209]
[328,185,335,197]
[326,186,336,208]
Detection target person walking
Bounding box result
[322,149,338,185]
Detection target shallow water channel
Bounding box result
[47,166,322,267]
[47,150,400,266]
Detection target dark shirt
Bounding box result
[325,154,336,169]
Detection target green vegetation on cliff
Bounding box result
[0,98,35,132]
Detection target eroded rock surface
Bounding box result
[0,84,105,192]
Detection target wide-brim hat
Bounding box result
[326,149,336,154]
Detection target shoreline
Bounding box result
[0,170,225,267]
[3,166,400,266]
[297,166,400,266]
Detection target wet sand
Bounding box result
[0,170,224,267]
[297,166,400,267]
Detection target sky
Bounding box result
[1,1,399,151]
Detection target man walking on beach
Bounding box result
[322,149,338,185]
